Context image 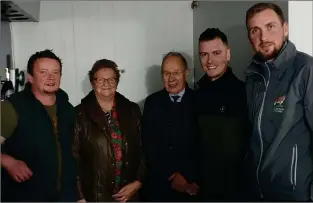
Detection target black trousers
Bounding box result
[140,184,200,202]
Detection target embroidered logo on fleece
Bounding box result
[273,95,286,113]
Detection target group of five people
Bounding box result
[1,2,313,202]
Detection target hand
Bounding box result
[112,181,142,202]
[185,182,199,195]
[168,172,188,193]
[1,154,33,182]
[77,199,86,203]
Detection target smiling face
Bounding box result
[162,55,188,94]
[27,58,61,95]
[199,37,230,81]
[92,67,117,98]
[247,8,288,60]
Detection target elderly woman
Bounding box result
[73,59,146,202]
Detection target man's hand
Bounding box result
[112,181,142,202]
[77,199,86,203]
[0,136,6,144]
[185,182,199,195]
[1,154,33,182]
[168,172,188,193]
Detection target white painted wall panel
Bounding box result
[10,1,193,107]
[10,1,311,107]
[71,1,116,105]
[288,1,313,56]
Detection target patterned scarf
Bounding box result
[104,102,123,192]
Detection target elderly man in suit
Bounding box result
[140,52,200,202]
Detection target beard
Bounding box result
[43,88,58,94]
[256,38,287,61]
[256,47,280,61]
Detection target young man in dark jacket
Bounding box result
[1,50,81,202]
[195,28,250,201]
[244,3,313,201]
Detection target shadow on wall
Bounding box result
[137,65,163,111]
[145,65,163,96]
[81,74,92,98]
[225,24,254,81]
[180,52,194,89]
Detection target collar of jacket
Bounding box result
[196,66,236,88]
[23,82,70,106]
[245,40,297,76]
[79,90,132,129]
[161,83,194,103]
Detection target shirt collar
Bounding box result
[169,88,185,102]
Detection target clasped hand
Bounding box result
[168,172,199,195]
[112,180,142,202]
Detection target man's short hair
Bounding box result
[246,2,286,28]
[199,28,228,46]
[27,49,62,76]
[161,52,188,72]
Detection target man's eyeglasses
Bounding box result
[162,71,185,78]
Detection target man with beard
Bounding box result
[244,2,313,201]
[195,28,250,201]
[140,52,200,201]
[0,50,81,202]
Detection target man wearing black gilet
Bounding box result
[1,50,81,202]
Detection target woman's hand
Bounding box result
[112,181,142,202]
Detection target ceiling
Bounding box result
[1,0,40,22]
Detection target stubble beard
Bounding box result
[256,37,287,61]
[43,89,58,95]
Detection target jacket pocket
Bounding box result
[290,144,298,190]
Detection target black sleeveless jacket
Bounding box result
[1,83,78,202]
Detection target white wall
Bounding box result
[288,1,313,56]
[9,1,313,107]
[10,1,193,108]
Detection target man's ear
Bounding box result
[283,21,289,38]
[226,48,231,62]
[184,69,189,81]
[26,73,33,84]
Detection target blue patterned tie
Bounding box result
[171,95,180,103]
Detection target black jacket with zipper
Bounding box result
[195,68,250,201]
[244,40,313,201]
